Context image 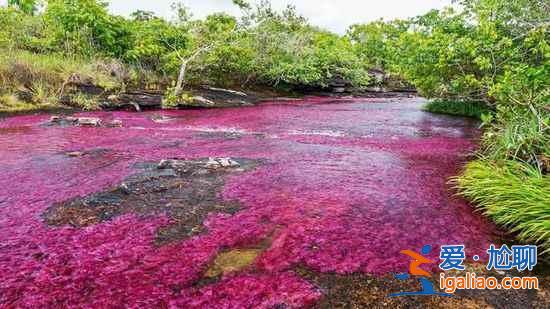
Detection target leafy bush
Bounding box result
[423,100,492,119]
[455,160,550,253]
[44,0,132,57]
[124,15,189,74]
[0,7,45,51]
[162,87,194,108]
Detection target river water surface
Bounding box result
[0,96,497,307]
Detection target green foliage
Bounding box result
[1,0,375,94]
[351,0,549,165]
[346,0,550,252]
[422,100,492,119]
[455,160,550,253]
[233,3,370,89]
[124,15,189,73]
[70,92,99,110]
[0,7,45,51]
[162,87,193,108]
[44,0,132,57]
[347,19,408,70]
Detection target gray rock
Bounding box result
[107,120,123,127]
[76,117,102,127]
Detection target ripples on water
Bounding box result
[0,97,495,307]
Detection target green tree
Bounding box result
[44,0,132,57]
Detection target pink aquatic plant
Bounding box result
[0,97,496,307]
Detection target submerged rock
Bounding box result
[205,249,261,278]
[151,115,175,123]
[106,119,123,127]
[43,157,260,244]
[48,116,102,127]
[48,116,122,127]
[76,117,102,126]
[206,157,241,169]
[66,151,84,157]
[158,157,241,171]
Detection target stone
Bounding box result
[217,157,240,168]
[151,115,175,123]
[158,158,240,171]
[76,117,102,127]
[107,120,123,127]
[16,88,33,102]
[100,91,163,110]
[157,159,179,169]
[203,86,248,97]
[49,116,62,123]
[205,157,240,169]
[192,96,216,107]
[66,151,84,157]
[205,158,221,169]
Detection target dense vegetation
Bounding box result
[348,0,549,253]
[0,0,373,111]
[350,0,549,253]
[1,0,549,252]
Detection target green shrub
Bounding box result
[455,160,550,253]
[423,100,492,119]
[44,0,132,57]
[161,87,194,108]
[482,108,550,166]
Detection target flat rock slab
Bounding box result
[43,157,261,244]
[47,115,122,127]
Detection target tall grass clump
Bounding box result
[455,160,550,253]
[0,49,128,111]
[423,100,492,119]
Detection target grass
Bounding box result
[423,100,492,119]
[482,109,550,168]
[0,49,127,112]
[455,160,550,254]
[0,94,47,112]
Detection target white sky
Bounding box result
[0,0,454,34]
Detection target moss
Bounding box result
[205,249,262,278]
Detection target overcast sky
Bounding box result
[0,0,454,33]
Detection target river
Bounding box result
[0,96,497,307]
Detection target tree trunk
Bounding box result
[174,60,188,96]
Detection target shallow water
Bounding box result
[0,96,496,307]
